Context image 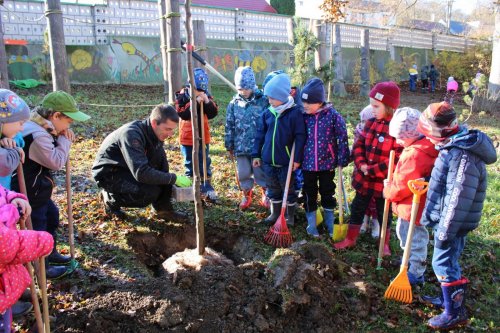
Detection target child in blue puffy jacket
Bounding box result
[252,73,306,226]
[299,78,349,238]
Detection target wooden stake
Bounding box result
[65,160,75,258]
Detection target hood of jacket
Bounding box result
[442,127,497,165]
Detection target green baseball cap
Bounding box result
[41,91,90,122]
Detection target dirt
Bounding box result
[56,225,379,333]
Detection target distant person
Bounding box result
[420,65,429,93]
[92,104,191,222]
[429,64,439,92]
[445,77,459,104]
[409,64,418,92]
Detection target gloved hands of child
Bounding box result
[175,175,192,188]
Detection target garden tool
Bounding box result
[340,170,350,215]
[65,160,75,259]
[181,41,238,92]
[199,102,208,186]
[384,179,428,304]
[315,208,324,226]
[264,142,295,248]
[376,150,396,270]
[39,258,50,333]
[230,154,242,191]
[333,166,348,241]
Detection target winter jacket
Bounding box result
[175,88,218,146]
[420,68,429,80]
[429,68,439,81]
[302,103,350,171]
[352,117,402,198]
[0,134,25,189]
[11,116,71,208]
[225,89,269,156]
[0,148,21,178]
[383,137,438,225]
[421,127,497,248]
[92,119,177,187]
[447,80,458,92]
[0,186,53,313]
[252,104,306,166]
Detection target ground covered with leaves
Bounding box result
[12,84,499,332]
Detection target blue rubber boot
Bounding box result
[323,208,335,238]
[305,211,319,238]
[421,294,444,309]
[428,278,469,330]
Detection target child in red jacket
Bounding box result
[383,107,438,285]
[334,82,403,254]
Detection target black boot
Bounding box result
[155,209,189,223]
[47,238,71,266]
[12,301,33,318]
[264,200,282,224]
[285,203,296,226]
[100,190,127,219]
[46,264,71,280]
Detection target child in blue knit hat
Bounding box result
[225,66,270,210]
[175,68,219,201]
[252,73,306,226]
[300,78,350,237]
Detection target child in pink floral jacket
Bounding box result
[0,185,53,315]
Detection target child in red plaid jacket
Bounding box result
[334,82,403,253]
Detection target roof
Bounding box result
[410,19,446,33]
[184,0,277,14]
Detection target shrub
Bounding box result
[288,21,320,87]
[384,59,406,83]
[352,58,381,85]
[270,0,295,16]
[434,44,492,83]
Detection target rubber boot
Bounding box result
[421,294,444,309]
[101,190,127,219]
[12,301,33,318]
[285,203,296,226]
[323,208,335,238]
[383,229,391,257]
[371,218,380,238]
[47,238,71,266]
[334,224,361,249]
[239,189,253,210]
[428,278,469,330]
[305,211,319,237]
[264,200,282,224]
[360,215,369,233]
[45,258,71,280]
[259,188,270,209]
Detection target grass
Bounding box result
[12,83,499,332]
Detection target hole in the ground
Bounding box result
[127,224,262,276]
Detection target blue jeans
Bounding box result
[409,75,417,91]
[432,232,466,283]
[262,163,296,203]
[30,199,59,237]
[181,144,212,178]
[430,79,436,92]
[396,217,429,278]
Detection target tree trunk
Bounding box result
[488,2,500,95]
[360,29,370,97]
[193,20,210,92]
[0,9,9,89]
[46,0,70,93]
[167,0,182,104]
[185,0,205,256]
[333,24,347,97]
[158,0,169,103]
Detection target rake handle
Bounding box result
[337,166,344,225]
[280,142,296,211]
[66,159,75,259]
[199,102,208,185]
[377,150,396,269]
[230,154,242,191]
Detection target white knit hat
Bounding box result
[389,107,422,139]
[359,105,374,121]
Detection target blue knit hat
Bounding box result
[0,89,30,123]
[193,68,209,92]
[263,73,291,103]
[262,70,285,89]
[301,78,325,104]
[235,66,256,90]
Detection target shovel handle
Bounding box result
[408,179,429,203]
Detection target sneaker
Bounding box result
[408,272,425,286]
[100,191,127,219]
[371,219,380,238]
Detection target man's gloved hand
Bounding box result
[175,175,192,187]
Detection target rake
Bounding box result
[264,142,295,248]
[332,166,347,241]
[384,179,428,303]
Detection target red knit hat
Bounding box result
[417,101,458,141]
[369,82,400,109]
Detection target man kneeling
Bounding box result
[92,104,192,221]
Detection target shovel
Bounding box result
[385,179,428,303]
[376,150,396,270]
[199,102,208,186]
[264,142,295,248]
[333,166,348,241]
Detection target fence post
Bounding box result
[333,24,347,97]
[432,33,438,55]
[0,11,9,89]
[287,17,294,46]
[312,20,325,71]
[360,29,370,97]
[166,0,182,104]
[158,0,169,103]
[46,0,71,93]
[193,20,210,91]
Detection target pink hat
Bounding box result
[369,82,401,109]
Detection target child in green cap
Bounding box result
[12,91,90,280]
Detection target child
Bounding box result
[409,64,418,92]
[175,68,219,201]
[383,107,438,286]
[429,64,439,92]
[417,102,496,330]
[420,65,429,93]
[334,82,403,254]
[225,66,269,210]
[445,77,458,104]
[355,105,380,238]
[252,73,306,226]
[300,78,349,237]
[12,91,90,279]
[0,89,27,178]
[0,184,53,326]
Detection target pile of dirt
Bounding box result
[56,239,379,333]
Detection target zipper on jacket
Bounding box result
[315,114,319,171]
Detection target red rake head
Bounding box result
[264,216,293,248]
